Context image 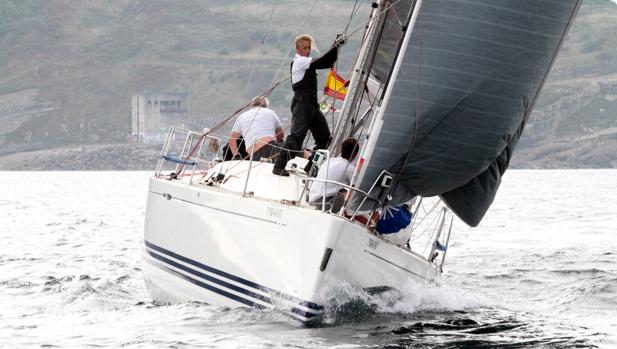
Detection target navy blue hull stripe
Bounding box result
[148,250,272,304]
[148,255,266,310]
[145,240,323,311]
[146,250,320,320]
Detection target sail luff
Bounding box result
[351,0,423,198]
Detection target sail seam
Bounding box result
[392,81,537,104]
[386,97,522,120]
[420,14,571,37]
[409,29,563,55]
[443,0,575,22]
[396,64,541,88]
[405,46,556,71]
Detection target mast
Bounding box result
[330,1,386,154]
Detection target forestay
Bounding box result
[350,0,582,226]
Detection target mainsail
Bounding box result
[348,0,582,226]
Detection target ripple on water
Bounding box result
[549,267,609,275]
[1,171,615,348]
[0,279,37,289]
[366,309,598,348]
[42,275,75,292]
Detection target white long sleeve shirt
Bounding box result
[291,54,313,84]
[309,157,356,202]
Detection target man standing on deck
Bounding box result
[272,34,345,176]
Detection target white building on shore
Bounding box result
[131,92,189,143]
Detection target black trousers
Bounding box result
[310,192,346,213]
[221,137,247,161]
[250,140,283,161]
[274,95,331,170]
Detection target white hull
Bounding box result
[143,161,441,322]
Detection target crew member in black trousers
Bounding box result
[272,34,345,176]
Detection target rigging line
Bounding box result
[224,0,278,170]
[212,76,288,135]
[342,0,368,79]
[351,0,364,22]
[420,199,428,215]
[337,0,403,46]
[217,148,266,176]
[240,0,278,106]
[227,0,279,174]
[422,212,442,255]
[408,199,441,243]
[343,0,362,35]
[410,217,436,248]
[352,88,377,139]
[422,207,448,256]
[177,77,289,175]
[409,199,440,236]
[217,77,289,175]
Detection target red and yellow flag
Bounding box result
[323,68,348,101]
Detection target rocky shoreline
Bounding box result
[2,137,616,171]
[0,144,161,171]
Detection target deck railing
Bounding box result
[155,126,226,185]
[155,126,382,216]
[155,126,452,266]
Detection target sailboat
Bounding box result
[142,0,582,322]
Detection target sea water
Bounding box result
[1,170,615,348]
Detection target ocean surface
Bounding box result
[1,170,615,348]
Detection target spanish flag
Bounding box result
[323,68,348,101]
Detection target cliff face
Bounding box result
[1,0,617,170]
[510,0,617,168]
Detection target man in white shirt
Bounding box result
[309,137,359,212]
[272,34,345,176]
[228,96,284,161]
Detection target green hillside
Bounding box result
[0,0,364,153]
[513,0,617,167]
[1,0,617,168]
